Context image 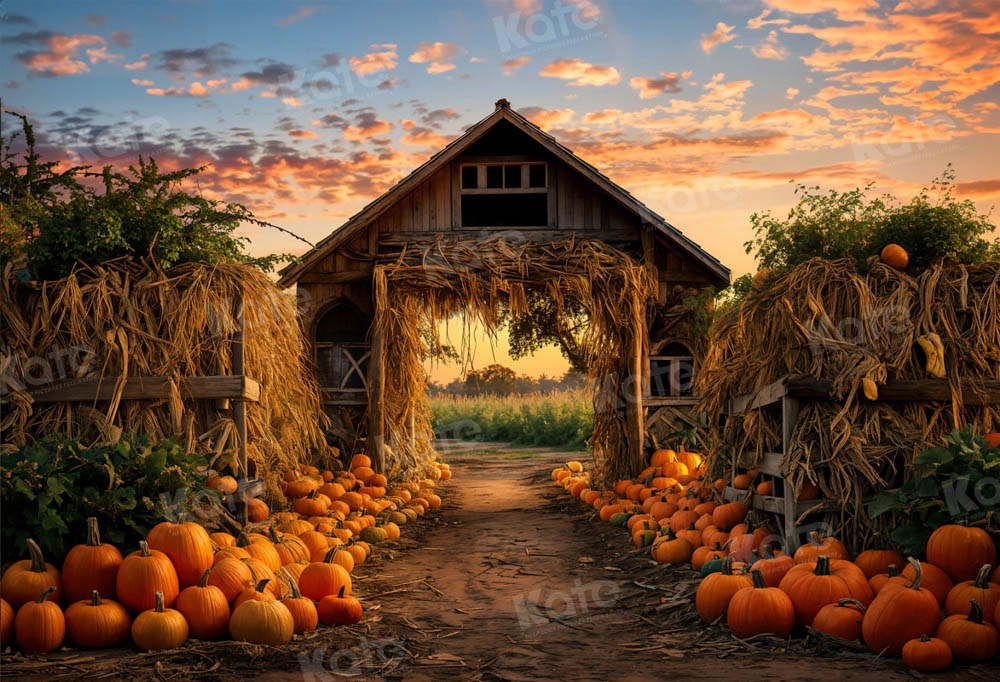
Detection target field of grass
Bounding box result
[430,389,592,450]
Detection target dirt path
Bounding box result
[320,453,950,682]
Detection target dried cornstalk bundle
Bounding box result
[373,236,655,482]
[0,259,329,500]
[696,258,1000,548]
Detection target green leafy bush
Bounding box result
[868,426,1000,556]
[1,434,216,559]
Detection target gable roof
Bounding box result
[277,100,730,288]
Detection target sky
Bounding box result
[3,0,999,382]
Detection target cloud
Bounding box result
[145,79,228,97]
[349,43,397,75]
[408,41,460,74]
[629,71,689,99]
[539,59,620,86]
[747,9,789,29]
[9,31,107,76]
[785,87,799,99]
[519,107,574,130]
[342,110,392,141]
[956,178,1000,198]
[399,120,453,148]
[701,22,735,53]
[1,13,34,25]
[469,56,485,63]
[108,30,132,48]
[125,53,149,70]
[155,43,237,76]
[420,107,460,128]
[131,78,154,86]
[288,129,319,138]
[377,76,403,90]
[86,14,107,26]
[277,5,318,26]
[282,97,304,107]
[502,56,529,75]
[751,31,788,60]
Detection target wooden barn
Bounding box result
[278,99,729,460]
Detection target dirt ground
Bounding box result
[5,449,998,681]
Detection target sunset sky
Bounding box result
[4,0,999,382]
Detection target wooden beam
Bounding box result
[376,229,639,246]
[626,316,645,475]
[26,375,260,403]
[296,269,373,284]
[232,291,248,524]
[367,318,386,474]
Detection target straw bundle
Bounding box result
[372,235,655,481]
[1,259,329,500]
[698,258,1000,548]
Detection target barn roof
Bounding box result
[277,99,730,288]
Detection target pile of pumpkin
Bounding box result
[555,448,1000,671]
[0,454,451,655]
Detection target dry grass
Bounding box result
[1,259,330,500]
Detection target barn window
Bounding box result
[314,300,370,391]
[459,162,548,227]
[649,343,695,397]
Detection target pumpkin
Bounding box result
[755,480,773,496]
[236,532,282,572]
[229,598,295,645]
[902,635,952,672]
[131,590,188,651]
[267,527,311,566]
[796,479,819,501]
[900,560,953,606]
[812,598,865,641]
[726,570,795,639]
[696,556,753,623]
[206,558,253,602]
[294,491,330,517]
[779,556,873,628]
[676,523,702,549]
[712,501,748,531]
[945,563,1000,623]
[869,564,900,595]
[13,587,64,653]
[247,498,270,522]
[728,519,775,563]
[62,517,123,603]
[318,585,363,626]
[233,578,277,610]
[0,538,62,608]
[116,541,180,612]
[209,532,237,549]
[862,559,941,656]
[207,475,238,495]
[880,243,909,270]
[64,590,131,648]
[792,531,849,564]
[692,541,729,572]
[936,599,999,661]
[281,577,318,634]
[299,548,353,601]
[750,545,795,587]
[214,546,251,563]
[854,548,905,580]
[146,521,214,588]
[925,524,997,583]
[651,528,694,564]
[359,526,388,544]
[175,569,229,640]
[0,598,13,647]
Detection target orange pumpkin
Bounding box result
[812,598,865,641]
[281,577,318,634]
[854,548,905,580]
[880,243,909,270]
[726,570,795,638]
[146,521,214,588]
[62,517,123,603]
[925,525,997,583]
[175,569,229,640]
[779,556,873,627]
[14,587,65,653]
[0,539,63,609]
[936,599,999,661]
[902,634,952,672]
[945,564,1000,624]
[696,556,752,623]
[862,559,941,656]
[116,541,180,612]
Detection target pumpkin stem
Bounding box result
[814,555,831,576]
[138,540,152,557]
[286,575,303,600]
[236,531,252,547]
[244,561,260,584]
[35,586,56,603]
[197,568,212,588]
[834,598,866,614]
[720,555,735,576]
[886,564,899,577]
[337,585,346,598]
[973,563,992,589]
[323,546,341,564]
[750,569,766,589]
[255,578,270,593]
[968,599,984,624]
[920,634,931,642]
[905,557,923,591]
[90,590,102,606]
[86,517,101,547]
[808,531,822,547]
[154,590,165,612]
[26,538,47,573]
[268,526,282,542]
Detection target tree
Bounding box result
[464,364,519,395]
[500,291,589,373]
[1,109,294,279]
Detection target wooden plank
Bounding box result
[27,375,261,403]
[297,269,373,284]
[450,162,461,229]
[376,229,638,246]
[729,377,790,414]
[367,317,386,474]
[642,396,699,407]
[626,317,645,474]
[232,292,248,524]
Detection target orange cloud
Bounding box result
[145,80,227,97]
[629,71,689,99]
[343,118,392,141]
[700,22,735,54]
[518,107,574,130]
[124,54,149,70]
[288,129,319,139]
[751,30,788,60]
[956,178,1000,198]
[503,56,529,75]
[408,41,460,74]
[282,97,304,107]
[349,43,398,75]
[539,59,620,87]
[13,33,105,75]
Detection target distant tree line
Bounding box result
[427,363,586,396]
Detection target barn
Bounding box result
[278,99,729,474]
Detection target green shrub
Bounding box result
[1,434,216,559]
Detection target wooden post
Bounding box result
[626,313,645,474]
[368,317,386,474]
[408,408,416,450]
[232,290,248,524]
